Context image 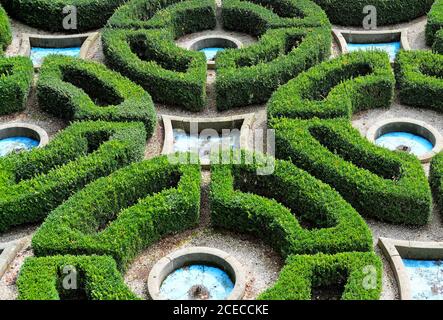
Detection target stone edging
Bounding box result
[161,113,255,168]
[0,238,26,280]
[147,246,246,300]
[18,32,99,69]
[378,237,443,300]
[366,117,443,163]
[0,122,49,148]
[332,28,410,62]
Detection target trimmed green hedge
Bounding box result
[313,0,435,26]
[32,154,201,270]
[0,4,11,53]
[431,152,443,214]
[258,252,382,300]
[37,55,157,137]
[17,255,137,300]
[210,151,373,258]
[426,0,443,51]
[268,51,395,120]
[0,121,146,233]
[271,117,431,225]
[434,29,443,53]
[0,0,126,32]
[0,56,33,115]
[395,50,443,111]
[216,27,331,110]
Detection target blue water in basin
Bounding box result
[375,132,433,157]
[199,47,225,61]
[0,137,39,157]
[160,264,234,300]
[347,42,401,61]
[403,259,443,300]
[31,47,81,66]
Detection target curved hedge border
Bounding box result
[210,151,373,257]
[395,50,443,111]
[0,56,33,115]
[431,152,443,213]
[17,255,137,300]
[103,0,216,111]
[37,55,157,136]
[0,121,146,233]
[0,4,11,53]
[0,0,126,32]
[32,154,201,270]
[267,51,395,120]
[313,0,435,27]
[271,117,431,225]
[216,0,331,110]
[426,0,443,53]
[258,252,382,300]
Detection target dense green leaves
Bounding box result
[426,0,443,51]
[0,4,11,53]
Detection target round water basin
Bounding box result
[188,36,242,68]
[31,47,81,67]
[0,123,49,157]
[347,42,401,62]
[148,247,246,300]
[367,118,443,163]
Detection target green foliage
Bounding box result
[268,51,395,120]
[0,0,127,32]
[0,121,146,232]
[0,4,11,53]
[313,0,435,26]
[258,252,382,300]
[210,151,373,257]
[395,50,443,111]
[17,255,138,300]
[0,56,33,115]
[430,152,443,214]
[37,55,157,137]
[426,0,443,49]
[271,117,432,225]
[32,154,201,270]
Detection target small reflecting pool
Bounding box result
[375,132,433,157]
[0,136,39,157]
[199,47,225,60]
[403,259,443,300]
[31,47,81,66]
[159,264,235,300]
[347,42,401,61]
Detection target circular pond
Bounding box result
[188,36,243,68]
[0,123,49,157]
[367,118,443,163]
[148,247,245,300]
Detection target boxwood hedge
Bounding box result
[426,0,443,52]
[0,120,146,233]
[271,117,431,225]
[430,152,443,214]
[210,151,373,258]
[258,252,382,300]
[0,0,127,32]
[32,154,201,270]
[267,51,395,120]
[17,255,138,300]
[37,55,157,137]
[0,56,33,115]
[395,50,443,111]
[0,4,11,53]
[313,0,435,27]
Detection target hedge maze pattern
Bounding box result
[0,0,440,300]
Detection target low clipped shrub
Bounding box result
[0,56,33,115]
[426,0,443,49]
[37,55,157,137]
[267,51,395,120]
[313,0,435,26]
[395,50,443,111]
[0,4,11,53]
[258,252,382,300]
[32,154,201,270]
[210,151,373,258]
[0,0,126,32]
[0,121,146,233]
[434,29,443,53]
[17,255,138,300]
[271,117,432,225]
[430,152,443,213]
